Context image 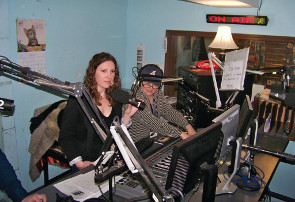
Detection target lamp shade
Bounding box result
[208,26,238,50]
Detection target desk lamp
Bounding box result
[208,26,238,62]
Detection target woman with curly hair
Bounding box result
[59,52,137,171]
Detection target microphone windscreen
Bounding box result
[269,91,286,102]
[285,93,295,108]
[0,98,15,112]
[112,89,130,104]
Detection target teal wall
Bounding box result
[0,0,128,195]
[0,0,294,199]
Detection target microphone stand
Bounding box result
[129,76,141,98]
[0,57,110,143]
[188,90,225,114]
[257,66,290,92]
[208,52,222,109]
[236,120,260,191]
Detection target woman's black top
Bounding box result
[58,95,122,162]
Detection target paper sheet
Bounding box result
[220,48,250,91]
[54,170,122,201]
[220,60,245,91]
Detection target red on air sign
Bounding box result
[206,14,268,26]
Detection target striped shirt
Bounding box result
[124,88,189,142]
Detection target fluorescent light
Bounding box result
[182,0,259,8]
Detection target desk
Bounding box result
[36,133,287,201]
[188,152,279,201]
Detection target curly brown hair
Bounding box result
[84,52,121,106]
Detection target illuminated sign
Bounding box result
[206,14,268,26]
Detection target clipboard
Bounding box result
[220,48,250,91]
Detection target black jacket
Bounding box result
[58,95,122,162]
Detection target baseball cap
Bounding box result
[139,64,163,87]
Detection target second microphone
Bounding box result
[112,89,145,110]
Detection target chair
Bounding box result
[42,142,71,186]
[29,100,71,185]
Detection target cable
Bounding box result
[97,181,111,202]
[96,155,122,202]
[234,157,270,192]
[238,174,261,188]
[242,156,272,201]
[97,176,118,202]
[252,163,265,180]
[257,0,263,16]
[220,154,269,193]
[132,66,139,77]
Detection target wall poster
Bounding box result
[16,19,46,74]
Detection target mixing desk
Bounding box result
[109,138,181,201]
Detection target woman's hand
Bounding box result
[75,160,94,170]
[122,104,139,125]
[22,193,47,202]
[180,132,191,140]
[186,124,197,136]
[261,88,271,101]
[180,124,197,140]
[125,104,139,117]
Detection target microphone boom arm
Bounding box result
[208,52,222,109]
[242,144,295,165]
[0,56,110,147]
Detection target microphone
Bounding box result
[0,98,15,112]
[286,70,291,88]
[112,89,145,110]
[269,91,295,108]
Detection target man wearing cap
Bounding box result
[123,64,196,144]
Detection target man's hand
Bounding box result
[22,193,47,202]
